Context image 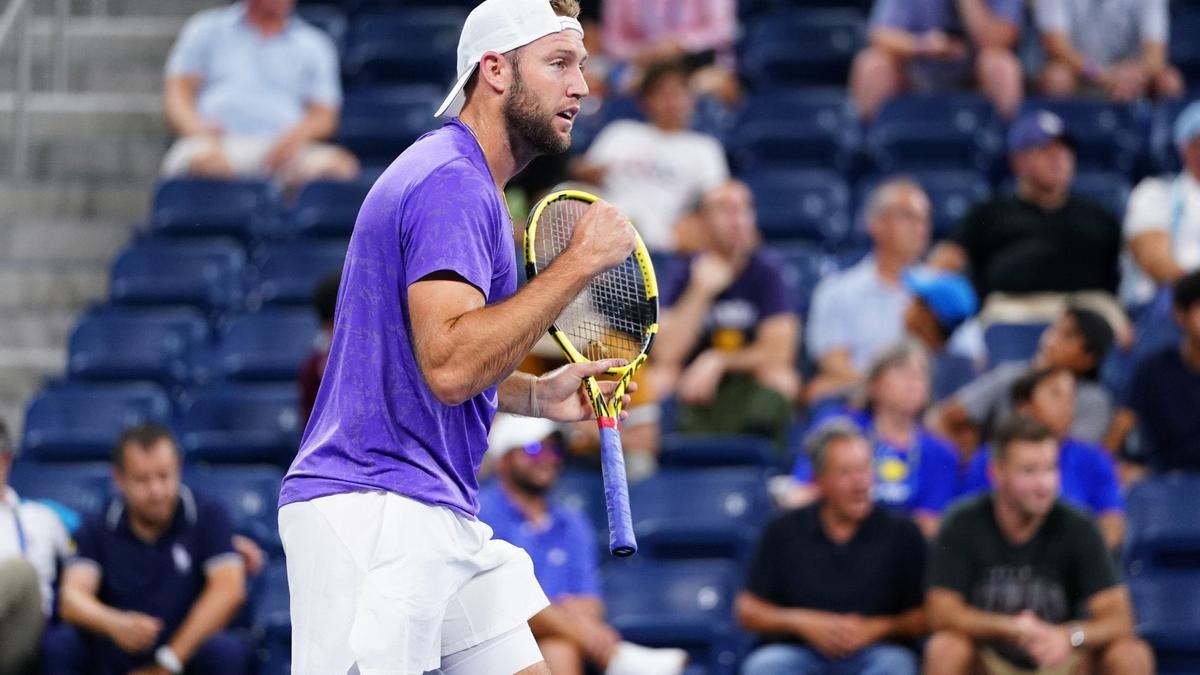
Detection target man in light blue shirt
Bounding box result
[161,0,358,188]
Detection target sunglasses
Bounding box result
[518,440,563,462]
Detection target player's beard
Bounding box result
[503,64,570,156]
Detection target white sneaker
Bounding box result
[605,641,688,675]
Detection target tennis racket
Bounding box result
[524,189,658,557]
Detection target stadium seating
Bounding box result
[728,89,859,173]
[1019,99,1141,175]
[1071,171,1132,219]
[336,85,443,168]
[289,179,372,238]
[177,385,301,465]
[1125,475,1200,574]
[9,462,114,519]
[216,311,319,382]
[550,468,607,540]
[295,4,347,52]
[769,244,843,318]
[983,322,1047,368]
[251,560,292,675]
[21,382,173,461]
[150,178,279,240]
[67,308,210,386]
[1149,97,1191,174]
[251,240,348,306]
[1170,7,1200,88]
[1130,571,1200,674]
[867,94,1002,175]
[343,8,463,87]
[109,239,247,312]
[855,169,991,239]
[740,9,866,89]
[184,464,285,554]
[743,170,853,245]
[659,434,777,469]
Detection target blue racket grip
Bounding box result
[598,418,637,557]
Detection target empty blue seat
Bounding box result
[336,86,442,166]
[1125,475,1200,574]
[1129,571,1200,671]
[728,90,858,172]
[983,322,1046,368]
[150,178,278,239]
[770,244,843,318]
[1072,171,1131,219]
[251,560,291,646]
[110,239,246,311]
[67,309,209,385]
[295,4,346,52]
[185,465,285,553]
[9,462,114,519]
[603,559,743,674]
[21,382,173,461]
[218,311,319,382]
[856,170,990,238]
[178,385,301,465]
[659,434,777,468]
[252,241,347,306]
[631,468,772,561]
[1149,98,1190,174]
[743,170,852,244]
[550,469,607,539]
[1171,9,1200,86]
[740,10,865,89]
[868,95,1002,173]
[1019,98,1141,174]
[343,9,462,87]
[290,180,371,238]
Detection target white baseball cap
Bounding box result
[487,414,559,459]
[435,0,584,118]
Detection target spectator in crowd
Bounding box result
[1036,0,1183,101]
[1123,100,1200,309]
[652,180,800,448]
[924,415,1153,675]
[902,267,982,401]
[791,342,959,538]
[929,110,1125,332]
[929,305,1115,452]
[1118,270,1200,472]
[161,0,359,189]
[0,419,72,675]
[806,177,931,403]
[958,368,1125,549]
[737,421,927,675]
[570,60,729,251]
[45,424,248,675]
[479,415,688,675]
[850,0,1024,121]
[298,272,340,429]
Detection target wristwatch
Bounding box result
[1069,624,1086,649]
[155,645,184,674]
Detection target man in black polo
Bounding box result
[45,424,248,675]
[735,419,927,674]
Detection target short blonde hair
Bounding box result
[550,0,581,18]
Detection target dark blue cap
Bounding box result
[1008,109,1074,155]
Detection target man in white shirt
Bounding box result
[570,59,729,251]
[1123,100,1200,308]
[0,419,72,674]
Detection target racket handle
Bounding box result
[598,418,637,557]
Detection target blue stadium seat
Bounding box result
[1071,171,1131,219]
[251,560,292,664]
[21,382,173,461]
[867,95,1002,173]
[743,170,852,245]
[252,240,347,306]
[9,462,114,519]
[1125,475,1200,574]
[933,352,979,402]
[217,311,319,382]
[740,10,866,89]
[290,180,371,238]
[343,9,462,87]
[630,468,772,561]
[295,4,346,52]
[336,86,442,166]
[856,170,991,239]
[1019,98,1141,174]
[769,243,842,317]
[109,239,246,311]
[1129,571,1200,673]
[184,465,284,553]
[177,385,301,465]
[550,469,607,540]
[728,90,859,173]
[1149,98,1190,174]
[604,559,743,675]
[659,434,776,468]
[67,308,209,385]
[150,178,279,240]
[1171,9,1200,87]
[983,322,1046,368]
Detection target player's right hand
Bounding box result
[567,200,637,275]
[110,611,163,654]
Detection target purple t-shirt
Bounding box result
[869,0,1024,36]
[279,119,517,517]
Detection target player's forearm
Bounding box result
[498,372,538,416]
[60,586,124,638]
[168,573,246,662]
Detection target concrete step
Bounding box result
[0,352,63,401]
[0,134,169,180]
[0,218,132,263]
[61,0,224,18]
[0,260,109,310]
[0,397,27,446]
[0,178,152,221]
[0,309,78,351]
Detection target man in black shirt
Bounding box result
[924,415,1152,675]
[736,420,927,675]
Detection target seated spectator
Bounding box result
[1122,100,1200,309]
[930,305,1115,451]
[903,267,983,401]
[850,0,1024,121]
[791,342,959,538]
[298,272,340,428]
[959,368,1124,548]
[1118,270,1200,472]
[161,0,359,189]
[737,421,926,675]
[45,425,248,675]
[924,415,1154,675]
[1036,0,1183,101]
[569,60,729,251]
[0,419,72,675]
[651,180,800,448]
[929,110,1125,334]
[806,177,931,403]
[479,415,688,675]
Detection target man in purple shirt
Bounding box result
[277,1,638,673]
[850,0,1024,121]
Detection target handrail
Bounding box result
[0,0,71,177]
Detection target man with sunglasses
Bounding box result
[478,415,687,675]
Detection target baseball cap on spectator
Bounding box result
[436,0,585,118]
[487,414,559,459]
[1008,110,1075,155]
[904,268,978,333]
[1174,100,1200,149]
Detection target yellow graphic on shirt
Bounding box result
[878,457,911,483]
[712,328,746,351]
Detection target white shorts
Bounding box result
[160,134,345,182]
[279,491,550,675]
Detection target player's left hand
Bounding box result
[534,360,636,422]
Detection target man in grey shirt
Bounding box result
[1036,0,1183,101]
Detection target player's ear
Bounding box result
[477,52,510,97]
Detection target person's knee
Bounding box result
[924,630,976,674]
[1098,636,1154,675]
[187,631,250,675]
[860,643,918,675]
[1155,67,1185,98]
[853,47,904,83]
[976,48,1021,86]
[754,366,800,403]
[1041,61,1079,96]
[741,643,815,675]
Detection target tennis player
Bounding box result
[277,1,636,673]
